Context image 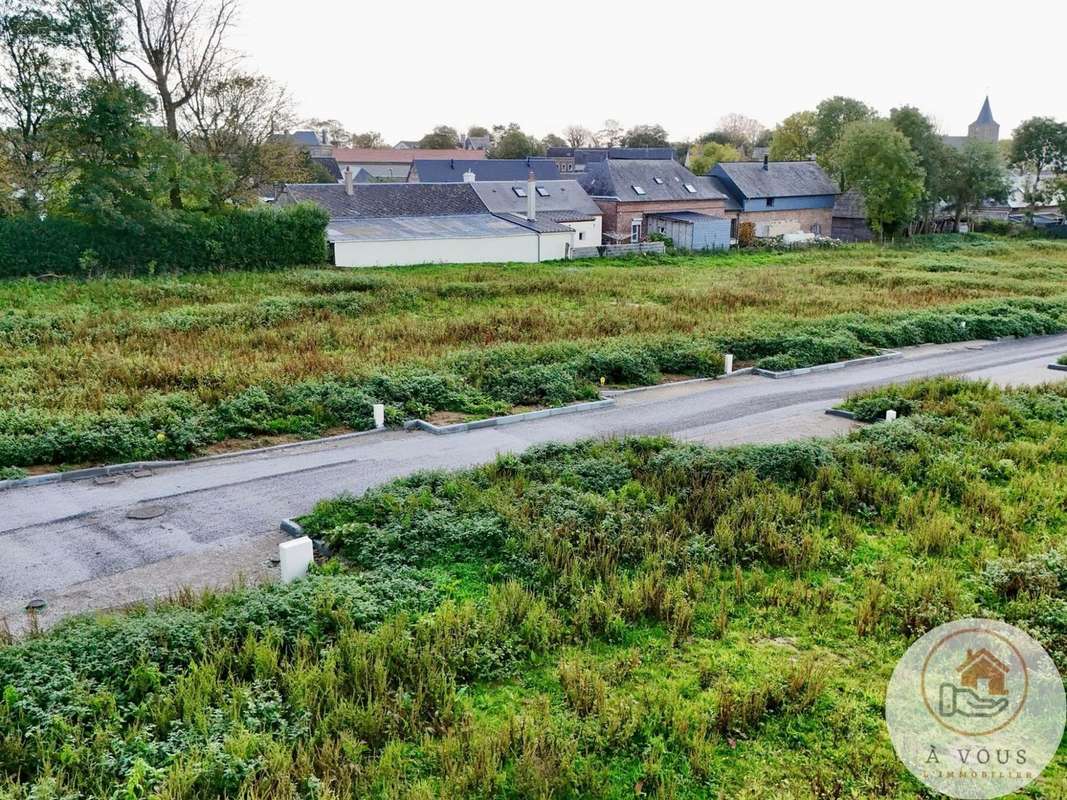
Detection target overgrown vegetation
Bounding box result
[4,236,1067,470]
[2,378,1066,797]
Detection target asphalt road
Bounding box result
[3,334,1067,631]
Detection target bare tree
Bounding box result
[117,0,237,207]
[717,113,767,153]
[595,118,622,147]
[563,124,593,148]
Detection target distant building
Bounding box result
[472,179,603,246]
[547,146,675,173]
[288,129,333,158]
[832,188,874,242]
[464,135,492,151]
[332,147,482,182]
[394,140,421,149]
[943,97,1000,150]
[408,158,561,183]
[711,158,839,237]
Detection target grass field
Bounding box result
[2,377,1065,797]
[4,234,1067,472]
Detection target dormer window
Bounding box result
[632,185,646,195]
[513,187,527,197]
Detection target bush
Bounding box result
[0,203,327,277]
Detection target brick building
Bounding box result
[711,159,839,237]
[577,159,730,244]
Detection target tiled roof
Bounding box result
[471,180,602,217]
[279,182,488,219]
[412,158,560,183]
[714,160,838,199]
[578,159,727,202]
[333,148,481,164]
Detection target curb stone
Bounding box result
[406,398,616,435]
[753,350,902,379]
[824,408,858,421]
[602,368,755,398]
[1048,363,1067,372]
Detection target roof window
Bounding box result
[683,183,697,193]
[653,177,664,184]
[536,186,550,197]
[632,185,646,196]
[513,187,527,197]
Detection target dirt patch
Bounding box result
[425,411,470,426]
[202,433,308,456]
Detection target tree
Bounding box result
[466,124,488,138]
[418,124,459,149]
[563,124,592,148]
[1010,117,1067,211]
[185,69,299,205]
[596,118,622,147]
[890,105,950,226]
[350,131,384,148]
[488,123,544,159]
[300,118,348,146]
[56,0,125,80]
[717,112,766,153]
[116,0,237,209]
[768,111,816,161]
[541,132,565,149]
[1052,175,1067,219]
[622,124,669,148]
[831,120,924,239]
[688,141,742,176]
[813,96,877,170]
[0,3,74,214]
[941,140,1010,228]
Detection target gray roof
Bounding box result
[833,188,867,219]
[471,179,602,217]
[646,211,724,224]
[703,176,740,210]
[547,147,675,165]
[291,130,322,146]
[311,156,342,181]
[279,182,487,219]
[354,168,374,183]
[411,158,561,183]
[495,213,575,234]
[974,96,996,125]
[327,214,530,243]
[578,159,727,202]
[714,160,838,199]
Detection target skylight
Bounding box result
[683,183,697,193]
[632,185,646,196]
[513,187,527,197]
[653,177,664,185]
[536,187,550,197]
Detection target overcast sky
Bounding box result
[230,0,1065,144]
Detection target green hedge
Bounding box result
[0,203,328,277]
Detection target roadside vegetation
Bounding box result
[2,377,1065,797]
[4,235,1067,472]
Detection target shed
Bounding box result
[832,188,874,242]
[646,212,731,251]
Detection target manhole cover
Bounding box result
[127,505,166,520]
[25,598,46,611]
[131,468,154,479]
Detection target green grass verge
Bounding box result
[2,377,1066,797]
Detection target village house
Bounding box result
[472,179,603,246]
[577,158,731,247]
[275,170,583,267]
[408,158,561,183]
[711,158,839,237]
[331,147,481,181]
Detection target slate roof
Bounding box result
[703,176,741,211]
[495,214,575,234]
[326,214,530,243]
[353,168,374,183]
[578,159,727,202]
[291,130,323,147]
[465,135,492,150]
[833,188,867,219]
[471,180,602,217]
[547,147,675,165]
[333,147,482,164]
[974,96,996,125]
[412,158,561,183]
[278,182,488,219]
[311,156,342,181]
[714,160,838,199]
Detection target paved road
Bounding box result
[3,334,1067,631]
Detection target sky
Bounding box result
[229,0,1066,144]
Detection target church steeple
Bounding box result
[968,96,999,144]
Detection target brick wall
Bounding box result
[595,199,729,241]
[737,207,833,237]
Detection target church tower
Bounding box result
[967,96,999,144]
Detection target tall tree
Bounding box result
[941,140,1010,228]
[541,132,565,149]
[768,111,816,161]
[889,105,950,226]
[832,119,924,239]
[57,0,125,80]
[688,141,741,175]
[466,124,489,138]
[717,112,766,153]
[418,124,459,149]
[596,118,622,147]
[488,123,543,159]
[621,124,669,148]
[812,96,877,170]
[350,130,384,148]
[1010,117,1067,212]
[563,124,592,148]
[116,0,237,209]
[300,117,348,146]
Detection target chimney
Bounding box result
[526,170,536,221]
[763,154,769,171]
[462,169,476,183]
[321,128,328,145]
[343,166,353,196]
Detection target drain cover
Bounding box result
[127,505,166,520]
[131,468,154,479]
[94,475,118,486]
[25,598,46,611]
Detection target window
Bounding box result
[765,197,775,207]
[632,184,646,195]
[536,186,550,197]
[653,177,664,185]
[683,183,697,193]
[513,187,527,197]
[578,231,585,241]
[630,219,642,243]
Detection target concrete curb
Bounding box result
[602,368,755,398]
[406,398,616,435]
[1048,363,1067,372]
[753,350,902,379]
[824,408,858,421]
[280,518,304,537]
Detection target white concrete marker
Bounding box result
[279,536,313,583]
[724,354,734,375]
[885,409,897,422]
[373,403,385,429]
